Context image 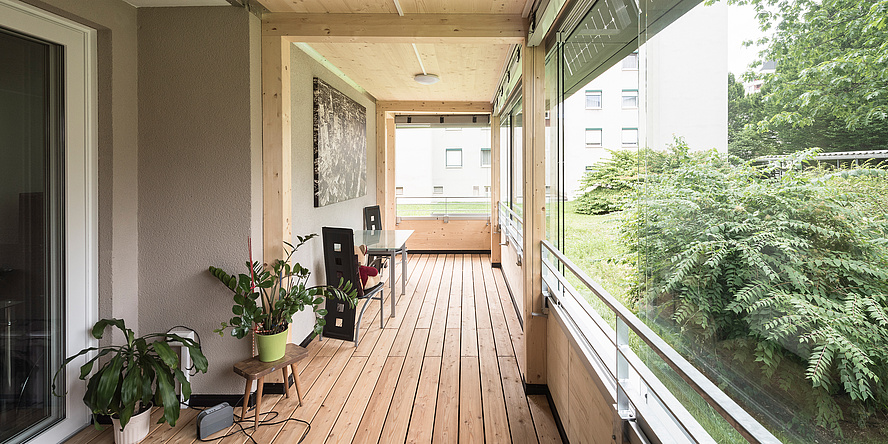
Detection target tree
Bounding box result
[723,0,888,131]
[727,73,779,159]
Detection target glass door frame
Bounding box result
[0,1,98,442]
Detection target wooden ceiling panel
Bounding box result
[305,42,511,101]
[259,0,529,14]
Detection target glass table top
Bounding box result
[354,229,413,251]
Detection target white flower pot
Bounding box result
[110,406,151,444]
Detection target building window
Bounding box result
[481,148,491,167]
[395,186,404,195]
[446,148,463,168]
[585,128,603,147]
[622,128,638,146]
[484,185,490,196]
[622,51,638,70]
[585,90,602,109]
[433,186,444,194]
[473,186,480,196]
[622,90,638,109]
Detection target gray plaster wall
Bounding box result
[20,0,140,338]
[288,45,377,342]
[137,6,262,394]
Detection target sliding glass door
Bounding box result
[1,1,97,442]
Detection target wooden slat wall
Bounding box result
[396,219,490,251]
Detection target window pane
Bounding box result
[585,129,602,146]
[585,90,602,109]
[621,128,638,146]
[622,52,638,69]
[622,90,638,108]
[481,148,491,167]
[445,149,462,167]
[0,26,65,443]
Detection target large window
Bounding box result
[394,118,490,217]
[621,128,638,146]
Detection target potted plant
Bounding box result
[53,318,208,444]
[210,234,357,361]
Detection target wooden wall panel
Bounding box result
[500,244,524,319]
[396,219,490,251]
[547,312,569,418]
[568,344,617,444]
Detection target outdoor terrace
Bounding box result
[64,254,561,444]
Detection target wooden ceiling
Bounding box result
[257,0,532,102]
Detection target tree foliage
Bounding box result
[624,149,888,433]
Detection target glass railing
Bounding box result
[395,196,491,219]
[541,240,781,444]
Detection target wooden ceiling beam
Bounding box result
[263,13,526,44]
[377,101,493,114]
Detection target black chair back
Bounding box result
[322,227,360,341]
[363,205,382,230]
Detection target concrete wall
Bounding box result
[288,44,377,342]
[21,0,141,339]
[137,6,261,394]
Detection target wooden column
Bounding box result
[385,115,396,229]
[521,43,548,385]
[262,36,292,263]
[490,114,502,264]
[376,111,396,229]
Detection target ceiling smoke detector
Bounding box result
[414,73,440,85]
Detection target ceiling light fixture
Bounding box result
[414,73,440,85]
[411,43,439,85]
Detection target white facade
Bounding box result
[562,2,729,198]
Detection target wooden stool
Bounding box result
[233,343,308,430]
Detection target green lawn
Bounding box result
[396,202,490,217]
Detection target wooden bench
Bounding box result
[232,343,308,429]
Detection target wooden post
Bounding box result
[385,115,396,229]
[490,114,502,265]
[521,43,547,385]
[376,109,387,219]
[262,36,292,264]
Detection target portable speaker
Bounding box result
[196,402,234,439]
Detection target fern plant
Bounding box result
[625,148,888,434]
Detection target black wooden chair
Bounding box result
[363,205,382,231]
[321,226,385,346]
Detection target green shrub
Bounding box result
[624,149,888,434]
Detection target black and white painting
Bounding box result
[313,77,367,207]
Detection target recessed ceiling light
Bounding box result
[414,73,440,85]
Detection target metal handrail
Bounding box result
[541,239,781,444]
[499,202,524,225]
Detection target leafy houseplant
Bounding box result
[210,235,356,359]
[53,319,208,437]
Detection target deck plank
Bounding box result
[481,255,516,357]
[500,356,538,444]
[528,394,563,443]
[404,356,442,443]
[461,255,479,357]
[350,356,405,443]
[378,328,430,443]
[432,328,461,443]
[478,325,511,444]
[425,255,454,357]
[458,356,484,444]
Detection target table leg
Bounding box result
[281,367,290,398]
[389,251,396,317]
[254,376,264,430]
[290,363,303,406]
[401,248,407,295]
[242,379,252,420]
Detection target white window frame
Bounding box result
[585,128,603,147]
[585,90,602,109]
[622,128,639,147]
[622,51,639,70]
[481,148,491,167]
[622,90,638,109]
[0,1,98,442]
[445,148,463,168]
[433,186,444,194]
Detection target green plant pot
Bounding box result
[256,328,288,362]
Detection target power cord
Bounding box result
[184,394,312,443]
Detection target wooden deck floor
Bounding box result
[65,254,562,444]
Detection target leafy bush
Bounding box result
[624,149,888,434]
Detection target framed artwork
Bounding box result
[313,77,367,207]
